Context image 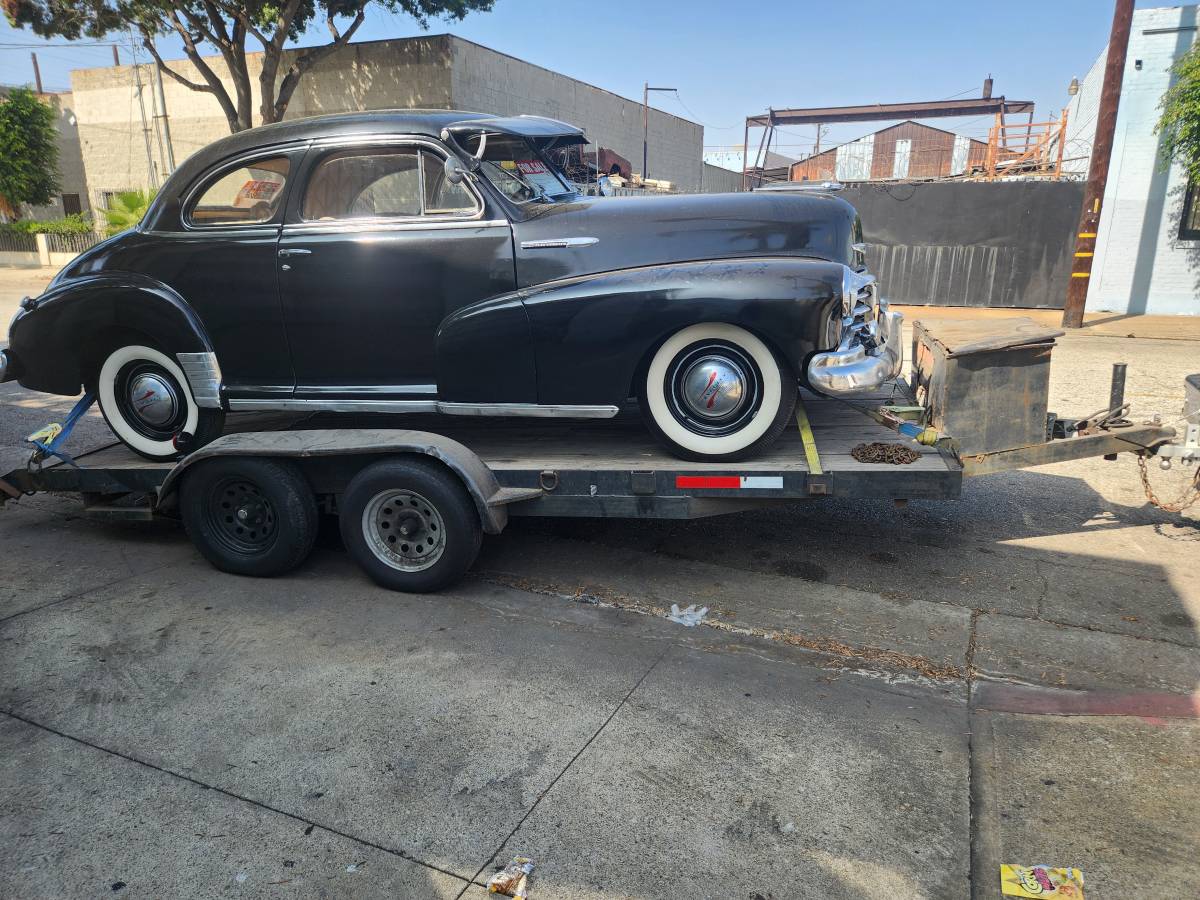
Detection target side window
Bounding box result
[302,147,480,221]
[422,152,478,216]
[189,156,290,226]
[303,148,422,220]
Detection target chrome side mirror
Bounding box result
[444,155,467,185]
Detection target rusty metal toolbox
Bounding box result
[911,317,1064,455]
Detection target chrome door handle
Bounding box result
[278,248,312,257]
[520,237,599,250]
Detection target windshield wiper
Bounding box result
[481,159,549,202]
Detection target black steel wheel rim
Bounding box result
[203,476,278,556]
[113,360,187,441]
[664,340,764,437]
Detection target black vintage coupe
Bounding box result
[2,110,901,462]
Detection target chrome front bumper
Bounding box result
[807,303,904,396]
[0,349,12,383]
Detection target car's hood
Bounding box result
[510,191,857,288]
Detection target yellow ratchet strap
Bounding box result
[795,399,823,476]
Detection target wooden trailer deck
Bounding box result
[8,385,962,514]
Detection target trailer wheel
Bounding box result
[339,458,482,593]
[180,457,317,578]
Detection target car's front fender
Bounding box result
[9,272,213,395]
[516,257,844,406]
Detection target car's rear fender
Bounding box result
[9,272,213,396]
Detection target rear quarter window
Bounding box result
[188,156,291,227]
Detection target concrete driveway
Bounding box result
[2,267,1198,898]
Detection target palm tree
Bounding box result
[100,190,156,236]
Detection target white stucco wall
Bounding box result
[1069,5,1200,315]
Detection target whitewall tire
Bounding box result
[94,344,223,460]
[639,323,797,461]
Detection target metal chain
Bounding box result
[1138,454,1200,513]
[851,441,921,465]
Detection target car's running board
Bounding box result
[226,398,619,419]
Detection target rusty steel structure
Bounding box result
[981,107,1071,180]
[742,90,1035,189]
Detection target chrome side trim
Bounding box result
[176,351,223,409]
[520,237,599,250]
[283,219,508,236]
[227,398,438,414]
[225,398,619,418]
[438,402,618,419]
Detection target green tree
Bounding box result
[99,189,157,236]
[1157,42,1200,182]
[0,87,60,220]
[3,1,495,135]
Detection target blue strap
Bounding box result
[29,392,95,468]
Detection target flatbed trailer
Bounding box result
[1,382,1185,592]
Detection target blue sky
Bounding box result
[0,0,1172,156]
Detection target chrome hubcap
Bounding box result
[680,355,747,419]
[362,489,446,573]
[127,372,179,428]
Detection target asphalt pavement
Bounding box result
[1,266,1198,899]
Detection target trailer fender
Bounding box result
[157,429,525,534]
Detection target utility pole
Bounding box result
[30,53,43,93]
[130,58,159,190]
[1062,0,1135,328]
[642,82,676,182]
[112,44,120,66]
[152,62,176,173]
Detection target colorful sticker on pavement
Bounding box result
[1000,865,1084,898]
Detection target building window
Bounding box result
[62,193,81,216]
[1181,182,1200,241]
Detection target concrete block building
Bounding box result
[1065,4,1200,315]
[68,35,704,206]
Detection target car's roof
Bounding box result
[196,109,494,161]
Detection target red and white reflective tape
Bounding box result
[675,475,784,490]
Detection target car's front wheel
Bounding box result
[639,323,797,462]
[93,344,224,461]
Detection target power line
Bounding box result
[667,91,743,131]
[0,41,118,49]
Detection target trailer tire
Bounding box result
[339,457,481,594]
[180,457,317,578]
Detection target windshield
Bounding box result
[462,133,576,203]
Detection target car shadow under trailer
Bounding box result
[0,372,1187,594]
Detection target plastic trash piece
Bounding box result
[999,864,1084,898]
[667,603,709,627]
[488,856,534,896]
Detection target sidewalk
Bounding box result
[893,304,1200,342]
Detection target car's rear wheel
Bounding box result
[93,344,224,461]
[639,323,797,461]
